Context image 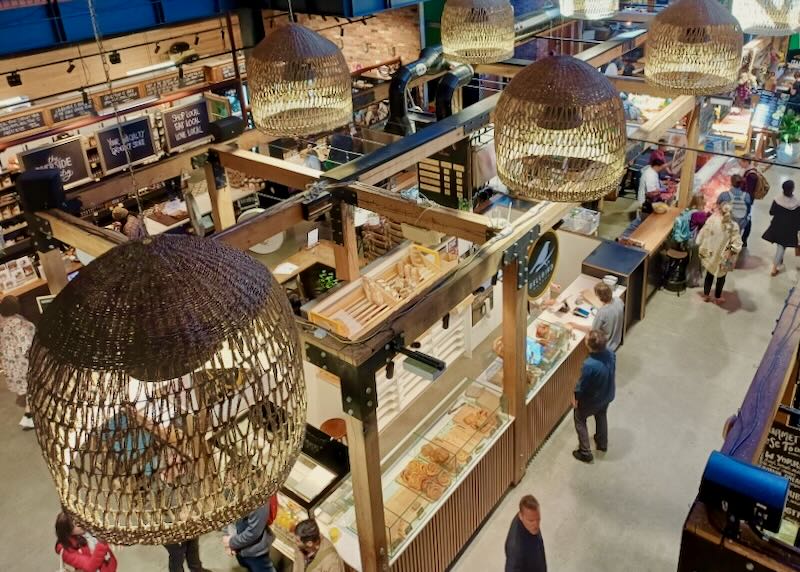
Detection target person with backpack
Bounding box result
[717,174,753,246]
[763,180,800,276]
[742,157,770,202]
[223,495,279,572]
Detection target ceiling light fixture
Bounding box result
[109,50,121,64]
[731,0,800,36]
[6,71,21,87]
[441,0,515,64]
[67,60,75,74]
[154,42,161,54]
[560,0,619,20]
[194,33,200,46]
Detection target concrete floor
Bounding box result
[2,165,799,571]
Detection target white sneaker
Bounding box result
[19,415,34,430]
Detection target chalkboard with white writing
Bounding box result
[144,75,181,97]
[761,422,800,523]
[19,136,92,190]
[0,111,46,139]
[98,87,141,109]
[50,100,94,124]
[163,101,211,151]
[182,68,206,87]
[96,118,157,175]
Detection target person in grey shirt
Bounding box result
[570,282,625,352]
[224,504,276,572]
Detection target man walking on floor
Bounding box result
[505,495,547,572]
[572,329,616,463]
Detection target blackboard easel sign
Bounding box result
[162,100,211,152]
[18,136,92,190]
[761,422,800,523]
[96,117,157,175]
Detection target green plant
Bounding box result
[317,269,339,292]
[780,110,800,144]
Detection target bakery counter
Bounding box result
[313,378,513,572]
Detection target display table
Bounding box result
[625,207,681,302]
[143,187,257,235]
[270,241,337,285]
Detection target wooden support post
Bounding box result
[678,98,701,209]
[205,161,236,231]
[38,248,68,295]
[344,412,389,572]
[333,202,360,282]
[502,259,528,485]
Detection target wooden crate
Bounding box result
[308,244,452,340]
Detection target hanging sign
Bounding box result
[526,230,559,299]
[50,100,94,124]
[96,117,157,175]
[162,101,211,152]
[0,110,46,139]
[96,86,143,110]
[18,136,92,190]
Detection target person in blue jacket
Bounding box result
[572,329,617,463]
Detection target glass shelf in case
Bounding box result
[315,379,512,560]
[525,319,571,402]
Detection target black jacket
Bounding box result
[505,517,547,572]
[763,200,800,247]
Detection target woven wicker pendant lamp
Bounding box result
[645,0,743,95]
[494,55,627,202]
[27,235,307,545]
[732,0,800,36]
[441,0,515,64]
[560,0,619,21]
[248,22,353,137]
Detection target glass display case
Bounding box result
[525,318,571,402]
[315,379,512,559]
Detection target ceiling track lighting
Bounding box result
[154,42,161,54]
[66,60,75,74]
[108,50,121,65]
[81,89,89,105]
[194,33,200,45]
[6,71,21,87]
[361,17,368,25]
[340,26,344,36]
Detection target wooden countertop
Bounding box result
[271,240,336,285]
[627,207,680,254]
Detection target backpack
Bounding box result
[672,210,692,243]
[729,189,749,222]
[746,168,769,199]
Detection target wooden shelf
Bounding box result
[2,222,26,236]
[1,237,32,260]
[0,212,24,223]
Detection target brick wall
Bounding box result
[261,8,421,71]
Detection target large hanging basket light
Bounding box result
[494,55,627,202]
[645,0,743,95]
[732,0,800,36]
[441,0,515,64]
[248,23,353,137]
[28,235,307,545]
[560,0,619,20]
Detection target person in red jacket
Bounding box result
[55,512,117,572]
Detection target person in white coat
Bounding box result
[696,203,743,304]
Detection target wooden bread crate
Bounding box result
[308,244,453,340]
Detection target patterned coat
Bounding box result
[0,314,35,395]
[696,213,743,278]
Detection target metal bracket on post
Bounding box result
[304,336,400,421]
[206,148,227,189]
[501,225,540,290]
[27,213,58,253]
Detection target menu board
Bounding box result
[97,87,142,109]
[0,111,46,139]
[19,136,92,189]
[50,100,94,124]
[144,75,181,97]
[752,90,789,132]
[96,118,157,174]
[163,101,210,151]
[761,422,800,523]
[222,63,236,80]
[182,68,206,87]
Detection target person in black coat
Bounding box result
[763,180,800,276]
[505,495,547,572]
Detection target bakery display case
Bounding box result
[314,378,512,561]
[524,319,571,403]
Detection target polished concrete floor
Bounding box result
[2,165,799,571]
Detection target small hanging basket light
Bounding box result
[732,0,800,36]
[248,23,353,137]
[560,0,619,21]
[494,55,627,202]
[645,0,743,95]
[28,235,307,545]
[441,0,515,64]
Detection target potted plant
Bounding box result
[316,269,339,294]
[778,110,800,164]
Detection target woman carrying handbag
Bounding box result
[55,512,117,572]
[763,180,800,276]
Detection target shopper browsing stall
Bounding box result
[112,206,146,241]
[55,512,117,572]
[569,282,624,352]
[0,295,35,429]
[572,330,616,463]
[292,519,344,572]
[505,495,547,572]
[762,180,800,276]
[697,203,743,304]
[224,501,277,572]
[717,174,752,246]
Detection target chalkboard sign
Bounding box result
[761,422,800,523]
[0,111,46,139]
[222,64,236,80]
[50,100,94,124]
[96,118,157,175]
[163,101,211,151]
[182,68,206,87]
[527,231,559,300]
[19,136,92,190]
[144,75,181,97]
[98,87,141,109]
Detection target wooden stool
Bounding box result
[321,418,347,444]
[663,249,689,296]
